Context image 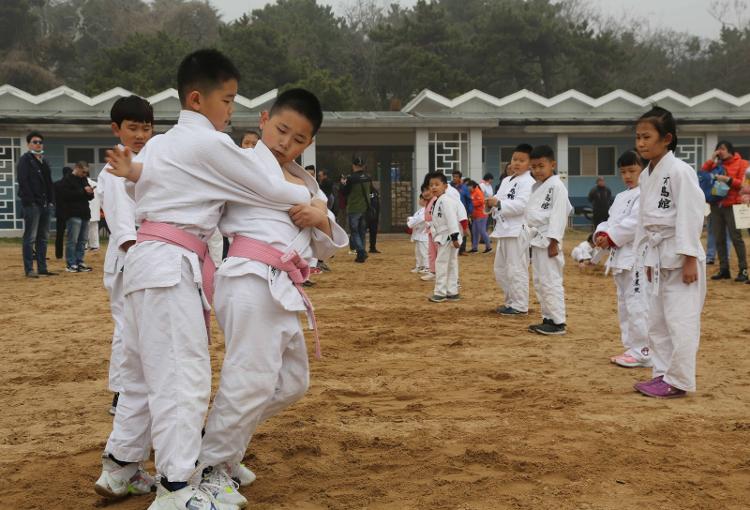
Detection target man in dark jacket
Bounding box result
[588,177,613,230]
[53,166,73,259]
[342,156,372,263]
[17,131,56,277]
[58,161,94,272]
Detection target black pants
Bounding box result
[711,204,747,272]
[368,220,378,251]
[55,215,66,259]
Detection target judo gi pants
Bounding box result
[434,242,459,297]
[613,269,650,360]
[648,263,706,392]
[494,237,529,312]
[414,240,429,269]
[531,246,565,325]
[200,273,309,468]
[103,268,126,393]
[106,262,210,482]
[428,234,437,273]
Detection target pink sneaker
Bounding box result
[632,375,663,393]
[610,352,628,363]
[613,354,652,368]
[635,379,687,399]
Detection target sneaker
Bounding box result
[529,321,566,335]
[37,270,58,276]
[224,462,256,487]
[497,306,527,316]
[420,273,435,281]
[25,271,39,278]
[635,379,687,399]
[369,248,381,254]
[149,484,235,510]
[77,263,93,272]
[65,265,79,273]
[428,294,447,303]
[309,266,323,275]
[711,270,731,280]
[482,247,492,253]
[410,267,420,273]
[94,454,155,499]
[317,261,331,272]
[354,256,367,263]
[706,259,715,265]
[468,248,478,253]
[418,268,430,274]
[446,294,461,301]
[200,465,248,508]
[302,280,315,287]
[632,375,663,393]
[612,354,652,368]
[348,250,357,255]
[735,269,749,283]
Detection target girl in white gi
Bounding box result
[198,90,348,508]
[594,150,651,368]
[102,50,317,510]
[632,107,706,399]
[407,187,430,274]
[94,96,157,500]
[524,145,572,335]
[427,172,462,302]
[571,234,595,267]
[487,143,535,315]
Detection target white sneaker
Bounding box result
[200,465,248,508]
[94,454,155,499]
[420,273,435,281]
[224,462,256,487]
[410,267,419,273]
[148,484,239,510]
[418,268,430,274]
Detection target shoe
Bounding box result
[410,267,420,273]
[37,270,58,276]
[309,266,323,275]
[224,462,256,487]
[635,379,687,399]
[317,261,331,272]
[77,263,93,272]
[458,252,468,256]
[302,280,315,287]
[149,484,235,510]
[65,265,78,272]
[446,294,461,301]
[611,354,652,368]
[369,248,381,254]
[632,375,663,393]
[497,306,527,316]
[88,247,100,253]
[482,247,492,253]
[25,271,39,278]
[354,256,367,263]
[468,249,478,253]
[428,294,447,303]
[348,250,357,255]
[711,270,731,280]
[529,321,566,335]
[419,268,430,274]
[420,273,435,281]
[94,454,155,499]
[200,465,248,508]
[706,259,715,265]
[735,269,748,282]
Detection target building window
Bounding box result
[65,146,111,177]
[675,137,705,171]
[428,131,468,176]
[568,147,581,176]
[597,147,616,175]
[500,146,515,173]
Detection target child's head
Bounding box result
[428,171,448,197]
[510,143,533,174]
[530,145,556,181]
[617,149,644,189]
[636,106,677,163]
[110,95,154,153]
[715,140,735,161]
[177,49,241,131]
[259,88,322,166]
[586,233,594,246]
[304,164,316,178]
[467,180,478,190]
[241,130,260,149]
[420,183,431,201]
[451,170,462,186]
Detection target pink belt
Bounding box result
[228,235,321,359]
[136,220,215,339]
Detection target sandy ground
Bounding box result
[1,230,749,510]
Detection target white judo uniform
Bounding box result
[523,174,572,325]
[571,241,594,263]
[200,163,348,468]
[490,170,535,312]
[87,177,101,249]
[407,206,429,270]
[105,110,312,483]
[96,167,137,394]
[595,187,650,361]
[430,193,462,297]
[634,151,706,391]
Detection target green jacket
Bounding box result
[344,172,371,214]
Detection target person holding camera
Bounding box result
[341,156,372,263]
[701,141,748,282]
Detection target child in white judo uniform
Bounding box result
[94,96,157,500]
[487,143,535,315]
[197,89,348,508]
[632,107,706,399]
[427,172,463,302]
[101,50,317,510]
[524,145,572,335]
[594,150,651,368]
[407,187,430,274]
[571,234,595,267]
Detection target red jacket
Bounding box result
[701,152,749,207]
[470,187,486,219]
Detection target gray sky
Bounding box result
[208,0,726,39]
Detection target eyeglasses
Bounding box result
[29,140,43,145]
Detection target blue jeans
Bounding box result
[22,204,50,274]
[66,217,89,267]
[348,212,367,257]
[471,217,491,250]
[706,213,731,261]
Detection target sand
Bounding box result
[1,230,749,510]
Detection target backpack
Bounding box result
[699,164,726,204]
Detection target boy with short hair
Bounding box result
[427,172,462,302]
[488,143,535,315]
[524,145,572,335]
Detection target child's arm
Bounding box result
[98,170,136,252]
[546,184,570,257]
[673,165,706,276]
[601,195,640,248]
[106,146,143,182]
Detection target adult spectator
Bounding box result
[317,168,334,210]
[58,161,95,272]
[451,170,473,255]
[468,180,492,253]
[367,184,381,254]
[480,173,494,198]
[53,166,73,259]
[17,131,56,278]
[701,141,748,282]
[588,177,613,230]
[342,156,372,263]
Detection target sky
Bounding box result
[207,0,727,39]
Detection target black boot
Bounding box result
[711,269,731,280]
[735,269,749,283]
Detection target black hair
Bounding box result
[110,95,154,127]
[26,131,43,143]
[420,183,429,192]
[513,143,533,155]
[467,179,479,188]
[586,233,594,244]
[427,171,448,184]
[304,165,316,171]
[451,170,462,177]
[270,88,323,136]
[530,145,555,160]
[483,173,494,180]
[716,140,735,154]
[617,149,644,168]
[637,106,678,152]
[243,130,260,139]
[62,166,72,177]
[177,49,241,105]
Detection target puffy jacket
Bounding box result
[470,187,486,219]
[701,152,749,207]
